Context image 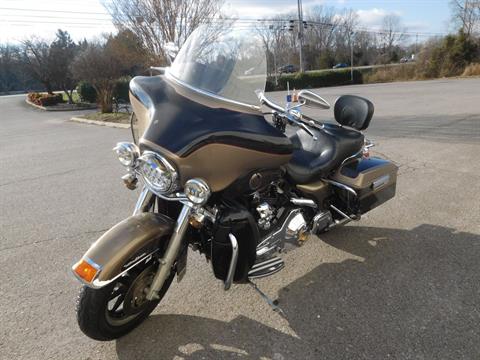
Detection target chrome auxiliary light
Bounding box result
[113,142,140,168]
[184,178,211,205]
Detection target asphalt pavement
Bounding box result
[0,78,479,360]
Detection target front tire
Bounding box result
[76,261,174,341]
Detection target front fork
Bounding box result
[133,186,154,215]
[134,186,193,300]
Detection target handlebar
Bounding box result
[255,90,285,114]
[256,90,319,140]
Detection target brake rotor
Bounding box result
[123,264,156,315]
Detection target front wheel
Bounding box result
[76,259,174,341]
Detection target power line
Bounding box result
[0,9,450,38]
[1,14,112,21]
[0,7,110,15]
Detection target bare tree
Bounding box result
[21,38,55,94]
[72,32,148,113]
[103,0,224,62]
[450,0,480,37]
[0,45,21,92]
[332,9,359,65]
[255,21,284,76]
[354,30,379,66]
[72,42,121,113]
[379,14,407,63]
[305,6,339,51]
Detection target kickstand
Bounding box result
[248,280,286,318]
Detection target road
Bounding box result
[1,78,479,360]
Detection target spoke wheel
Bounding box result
[76,247,175,341]
[105,265,156,326]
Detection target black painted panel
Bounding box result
[130,76,293,157]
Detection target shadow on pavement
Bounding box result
[116,224,480,359]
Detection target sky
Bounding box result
[0,0,452,44]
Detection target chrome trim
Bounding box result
[90,249,158,289]
[84,256,102,270]
[184,178,211,205]
[330,205,354,221]
[327,217,352,230]
[340,148,363,167]
[311,211,333,234]
[165,69,261,113]
[155,191,189,202]
[257,90,320,140]
[146,203,193,300]
[256,90,286,113]
[297,89,331,109]
[113,142,140,168]
[250,257,284,272]
[290,197,317,208]
[136,150,179,194]
[323,179,358,197]
[248,256,285,279]
[364,138,375,149]
[224,234,239,291]
[285,212,307,240]
[256,208,302,258]
[149,66,165,75]
[133,186,154,215]
[372,175,390,190]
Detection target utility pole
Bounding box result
[415,33,418,60]
[297,0,304,73]
[350,31,354,83]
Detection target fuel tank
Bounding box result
[129,75,293,192]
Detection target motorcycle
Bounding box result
[72,24,398,340]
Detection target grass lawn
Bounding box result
[81,112,131,124]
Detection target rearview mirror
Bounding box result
[298,90,330,109]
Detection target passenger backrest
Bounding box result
[334,95,374,131]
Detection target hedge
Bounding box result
[76,77,131,104]
[113,77,130,102]
[266,69,363,91]
[76,81,96,103]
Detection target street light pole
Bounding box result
[297,0,304,73]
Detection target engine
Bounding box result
[251,180,290,232]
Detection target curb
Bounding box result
[25,98,97,112]
[25,99,48,111]
[70,117,130,129]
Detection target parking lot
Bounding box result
[0,77,479,359]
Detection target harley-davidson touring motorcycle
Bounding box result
[72,24,398,340]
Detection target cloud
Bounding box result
[224,5,296,18]
[356,8,402,29]
[223,0,326,18]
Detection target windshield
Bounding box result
[168,23,267,106]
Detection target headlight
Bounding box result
[113,142,139,167]
[185,178,210,205]
[137,151,178,194]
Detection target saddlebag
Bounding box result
[331,157,398,215]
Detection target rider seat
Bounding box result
[286,123,364,184]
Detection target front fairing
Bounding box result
[130,75,291,158]
[128,23,292,192]
[129,75,292,192]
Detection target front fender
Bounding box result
[72,212,174,288]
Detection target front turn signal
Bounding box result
[73,258,99,283]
